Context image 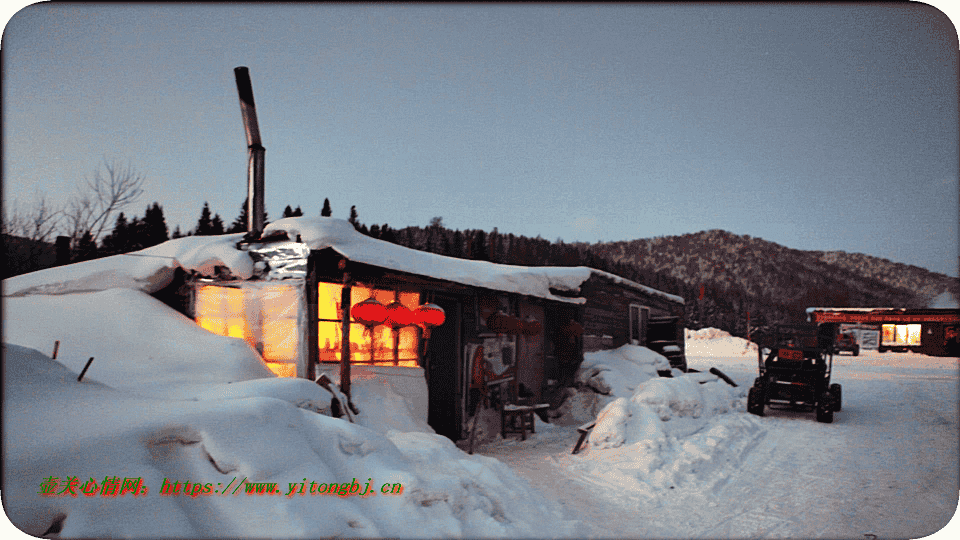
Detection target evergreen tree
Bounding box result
[321,198,332,217]
[142,202,168,247]
[195,202,215,235]
[369,224,381,239]
[451,229,464,258]
[226,197,266,233]
[471,230,489,261]
[292,206,303,217]
[348,206,359,229]
[74,230,98,262]
[228,199,248,234]
[101,212,130,253]
[282,205,295,218]
[172,225,184,239]
[211,213,225,235]
[380,224,397,244]
[127,216,147,251]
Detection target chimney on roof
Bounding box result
[234,66,265,239]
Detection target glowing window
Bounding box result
[195,283,302,378]
[882,324,922,346]
[317,283,420,367]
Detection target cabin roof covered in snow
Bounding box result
[265,217,683,305]
[3,217,682,305]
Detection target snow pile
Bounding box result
[2,254,580,537]
[556,342,762,501]
[685,327,758,357]
[2,343,578,538]
[573,373,760,499]
[3,288,274,397]
[552,345,670,426]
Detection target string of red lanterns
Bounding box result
[352,297,446,334]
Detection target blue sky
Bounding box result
[3,3,958,277]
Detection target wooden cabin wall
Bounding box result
[580,274,684,352]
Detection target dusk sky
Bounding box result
[3,3,958,277]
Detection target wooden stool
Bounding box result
[501,403,549,440]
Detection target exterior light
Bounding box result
[352,297,387,327]
[384,301,414,329]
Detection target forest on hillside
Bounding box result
[7,201,956,341]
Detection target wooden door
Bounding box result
[517,302,545,403]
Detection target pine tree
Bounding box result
[101,212,130,253]
[292,206,303,217]
[321,198,332,217]
[74,230,98,262]
[348,206,359,229]
[211,213,225,235]
[142,202,169,247]
[195,202,214,235]
[226,197,266,233]
[380,224,397,243]
[172,225,184,239]
[282,205,294,218]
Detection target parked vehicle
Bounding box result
[747,324,841,423]
[834,332,860,356]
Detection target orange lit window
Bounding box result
[318,283,420,367]
[882,324,922,346]
[195,283,302,378]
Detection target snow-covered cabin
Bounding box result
[4,216,685,441]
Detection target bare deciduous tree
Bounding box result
[2,193,63,277]
[64,158,145,246]
[2,193,61,243]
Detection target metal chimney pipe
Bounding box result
[234,66,265,239]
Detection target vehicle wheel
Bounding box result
[853,346,859,356]
[816,392,834,423]
[830,383,842,412]
[748,386,765,416]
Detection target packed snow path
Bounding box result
[477,350,959,539]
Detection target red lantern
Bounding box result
[384,301,414,328]
[521,316,542,336]
[415,303,446,329]
[352,297,387,327]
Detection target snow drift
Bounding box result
[558,342,764,502]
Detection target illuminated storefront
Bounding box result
[808,308,960,357]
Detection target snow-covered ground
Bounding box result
[479,329,959,539]
[1,286,579,538]
[3,236,957,539]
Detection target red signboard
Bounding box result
[811,311,960,324]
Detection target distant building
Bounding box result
[807,307,960,357]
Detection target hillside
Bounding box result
[383,226,957,339]
[591,229,958,335]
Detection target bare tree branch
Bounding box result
[64,157,145,245]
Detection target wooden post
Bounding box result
[51,340,60,360]
[305,253,319,382]
[340,274,352,398]
[77,357,94,382]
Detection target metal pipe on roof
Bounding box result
[234,66,265,239]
